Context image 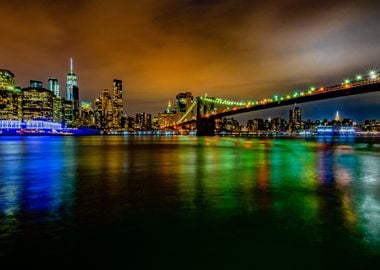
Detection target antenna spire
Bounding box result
[70,57,74,73]
[335,110,341,121]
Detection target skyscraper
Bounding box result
[72,85,79,119]
[112,79,123,128]
[66,58,78,101]
[22,86,53,121]
[101,89,113,128]
[94,96,103,128]
[335,111,341,122]
[48,77,60,97]
[0,69,22,120]
[53,96,64,123]
[30,80,43,88]
[175,92,193,113]
[79,101,94,127]
[289,107,302,130]
[175,92,193,121]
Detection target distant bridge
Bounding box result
[173,70,380,136]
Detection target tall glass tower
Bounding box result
[112,79,123,128]
[66,58,77,101]
[48,77,60,97]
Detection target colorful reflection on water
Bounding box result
[0,136,379,268]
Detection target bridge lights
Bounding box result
[356,75,362,80]
[344,79,350,84]
[310,87,315,91]
[293,92,298,97]
[369,70,377,79]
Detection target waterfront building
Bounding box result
[72,85,79,119]
[22,87,54,121]
[316,125,356,135]
[48,77,60,97]
[135,112,146,130]
[53,96,64,123]
[112,79,123,128]
[361,119,380,132]
[270,117,287,132]
[66,58,78,101]
[0,69,22,120]
[219,117,240,131]
[63,100,74,127]
[80,101,94,127]
[289,107,302,130]
[247,118,264,131]
[101,89,113,128]
[126,116,135,130]
[94,96,103,128]
[158,101,176,128]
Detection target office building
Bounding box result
[175,92,193,121]
[94,96,103,128]
[53,96,64,123]
[112,79,123,128]
[80,101,94,127]
[0,69,22,120]
[247,118,264,131]
[101,89,113,128]
[158,101,176,128]
[289,107,302,130]
[72,85,79,119]
[63,100,74,127]
[66,58,78,101]
[48,77,60,97]
[22,87,54,121]
[30,80,43,88]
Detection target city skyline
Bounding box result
[1,0,380,120]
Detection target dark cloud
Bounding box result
[1,0,379,119]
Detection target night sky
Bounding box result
[1,0,379,122]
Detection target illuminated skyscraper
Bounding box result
[335,111,341,122]
[166,100,172,113]
[175,92,193,113]
[94,96,103,128]
[22,87,53,121]
[158,101,176,128]
[66,58,78,101]
[72,85,79,119]
[30,80,43,88]
[53,96,64,123]
[63,100,74,127]
[289,107,302,130]
[0,69,22,120]
[48,77,60,97]
[102,89,113,128]
[80,101,94,127]
[112,79,123,128]
[175,92,193,121]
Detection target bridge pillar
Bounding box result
[196,117,215,136]
[196,96,215,136]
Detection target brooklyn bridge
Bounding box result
[172,70,380,136]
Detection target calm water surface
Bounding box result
[0,136,379,269]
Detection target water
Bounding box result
[0,136,379,269]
